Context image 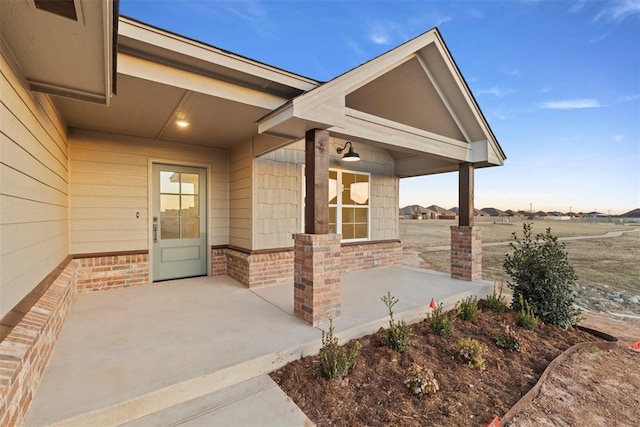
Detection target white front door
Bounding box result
[152,164,207,281]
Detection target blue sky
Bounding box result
[121,0,640,214]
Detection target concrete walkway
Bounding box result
[25,266,493,426]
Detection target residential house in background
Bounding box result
[0,1,505,423]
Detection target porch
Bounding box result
[25,267,493,426]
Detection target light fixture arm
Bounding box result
[336,141,361,162]
[337,141,354,155]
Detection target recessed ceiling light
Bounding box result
[175,120,190,128]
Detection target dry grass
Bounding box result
[400,219,640,316]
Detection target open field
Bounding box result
[400,219,640,317]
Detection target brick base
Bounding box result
[223,249,294,288]
[450,226,482,281]
[340,240,402,273]
[293,234,341,326]
[0,261,78,426]
[76,254,149,293]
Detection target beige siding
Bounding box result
[253,137,398,250]
[0,52,69,317]
[229,140,252,249]
[69,130,228,254]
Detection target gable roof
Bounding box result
[256,28,506,177]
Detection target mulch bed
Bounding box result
[271,304,600,426]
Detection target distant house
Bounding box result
[479,207,507,217]
[0,4,506,424]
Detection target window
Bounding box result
[159,171,200,239]
[329,170,370,241]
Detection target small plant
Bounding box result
[381,292,410,352]
[457,338,487,370]
[485,284,508,313]
[457,296,480,321]
[404,363,439,396]
[429,303,456,338]
[504,223,581,328]
[319,318,362,380]
[494,325,521,351]
[516,294,538,330]
[584,345,600,354]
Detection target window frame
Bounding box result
[329,169,371,242]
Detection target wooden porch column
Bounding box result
[451,162,482,281]
[294,128,341,326]
[305,128,329,234]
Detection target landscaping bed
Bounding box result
[271,304,600,426]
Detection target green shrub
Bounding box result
[494,325,521,351]
[319,318,362,380]
[457,296,480,321]
[457,338,487,370]
[381,292,410,352]
[504,223,581,328]
[485,284,508,313]
[516,294,538,330]
[404,363,439,396]
[429,303,456,338]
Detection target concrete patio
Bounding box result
[25,266,494,426]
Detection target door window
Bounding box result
[159,171,200,239]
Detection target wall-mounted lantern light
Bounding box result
[336,141,360,162]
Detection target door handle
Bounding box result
[153,224,158,243]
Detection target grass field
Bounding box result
[399,219,640,317]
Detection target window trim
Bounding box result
[329,169,371,242]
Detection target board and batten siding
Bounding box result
[252,138,398,250]
[0,51,69,317]
[229,140,252,250]
[69,130,229,254]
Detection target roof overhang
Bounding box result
[256,28,506,177]
[0,0,117,105]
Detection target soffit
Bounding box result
[0,0,114,104]
[53,73,270,148]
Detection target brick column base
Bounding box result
[450,226,482,281]
[293,233,341,326]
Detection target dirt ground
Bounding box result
[509,313,640,427]
[272,306,610,426]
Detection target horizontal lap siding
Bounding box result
[229,141,252,249]
[69,131,229,254]
[0,53,69,317]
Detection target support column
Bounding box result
[294,129,341,325]
[451,163,482,281]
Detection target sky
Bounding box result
[120,0,640,215]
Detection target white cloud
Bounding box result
[614,134,624,142]
[477,87,516,97]
[539,99,601,109]
[594,0,640,22]
[368,25,391,45]
[539,87,552,94]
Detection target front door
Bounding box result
[152,164,207,281]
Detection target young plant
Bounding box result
[457,338,487,370]
[494,324,521,351]
[404,363,439,396]
[319,318,362,380]
[457,295,480,321]
[485,284,508,314]
[504,223,581,328]
[429,302,456,338]
[516,294,538,330]
[381,292,410,352]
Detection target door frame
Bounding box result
[148,159,211,282]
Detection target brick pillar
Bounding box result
[293,233,341,325]
[451,226,482,281]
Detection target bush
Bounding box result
[429,303,456,338]
[485,284,508,313]
[381,292,410,352]
[495,325,521,351]
[504,223,580,328]
[319,318,362,380]
[457,296,480,321]
[516,294,538,330]
[404,363,439,396]
[457,338,487,370]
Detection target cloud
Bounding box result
[498,64,519,77]
[614,134,624,142]
[594,0,640,22]
[539,99,601,109]
[477,87,516,97]
[618,93,640,102]
[368,24,391,45]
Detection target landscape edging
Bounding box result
[500,326,618,426]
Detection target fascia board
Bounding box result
[118,18,318,92]
[118,53,288,110]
